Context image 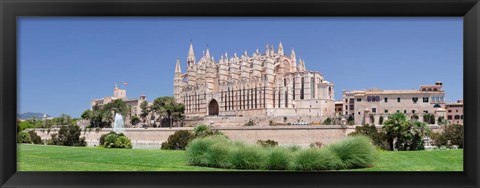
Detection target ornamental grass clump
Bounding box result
[227,144,267,169]
[327,136,377,169]
[264,147,292,170]
[185,135,377,171]
[185,135,230,167]
[292,148,344,171]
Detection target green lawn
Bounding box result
[17,144,463,171]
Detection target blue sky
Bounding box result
[18,17,463,118]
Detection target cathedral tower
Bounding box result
[174,58,182,102]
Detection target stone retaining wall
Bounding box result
[30,125,440,148]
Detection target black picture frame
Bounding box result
[1,0,479,188]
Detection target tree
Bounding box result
[423,113,435,124]
[90,99,128,128]
[131,116,140,125]
[383,112,408,151]
[152,96,185,128]
[383,112,430,151]
[53,125,86,146]
[139,101,150,126]
[323,117,332,125]
[348,124,388,150]
[81,109,93,120]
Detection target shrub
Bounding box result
[28,131,43,144]
[114,136,132,148]
[185,135,231,167]
[46,133,61,145]
[100,132,125,146]
[54,125,86,146]
[244,120,255,126]
[327,136,376,169]
[265,147,291,170]
[228,144,267,169]
[103,133,132,148]
[348,124,389,150]
[192,124,224,138]
[430,124,463,148]
[323,117,332,125]
[292,148,344,170]
[17,131,32,143]
[18,121,34,132]
[444,124,463,148]
[131,116,140,125]
[161,130,194,150]
[257,139,278,148]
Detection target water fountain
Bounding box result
[113,113,125,133]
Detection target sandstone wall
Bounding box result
[30,125,440,148]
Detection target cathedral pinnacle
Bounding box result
[187,42,196,66]
[175,58,182,73]
[205,47,211,60]
[278,42,284,55]
[290,48,296,59]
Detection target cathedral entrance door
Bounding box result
[208,99,219,116]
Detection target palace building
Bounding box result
[342,82,447,125]
[446,99,463,125]
[173,42,335,118]
[91,84,148,118]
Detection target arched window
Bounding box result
[293,78,296,100]
[329,87,332,97]
[454,115,460,119]
[278,89,281,108]
[255,87,258,109]
[428,88,432,91]
[422,88,427,91]
[251,88,254,109]
[247,89,250,109]
[433,104,441,108]
[224,92,227,111]
[311,77,315,99]
[433,88,438,91]
[300,77,305,99]
[273,87,276,108]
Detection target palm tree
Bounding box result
[153,96,185,128]
[382,112,408,150]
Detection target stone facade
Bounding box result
[446,99,463,125]
[91,84,149,118]
[342,82,447,125]
[174,42,335,119]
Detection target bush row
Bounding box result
[185,135,376,170]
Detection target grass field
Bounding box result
[17,144,463,171]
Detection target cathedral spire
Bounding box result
[187,41,196,67]
[205,47,211,60]
[278,42,284,55]
[175,58,182,73]
[290,48,296,59]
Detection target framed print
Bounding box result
[1,0,479,188]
